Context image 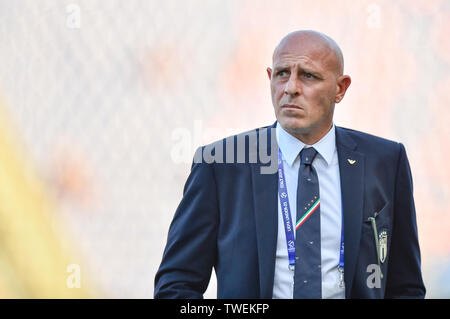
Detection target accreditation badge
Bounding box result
[378,231,388,263]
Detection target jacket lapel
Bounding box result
[251,124,278,299]
[335,127,365,298]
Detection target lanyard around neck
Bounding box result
[277,148,345,288]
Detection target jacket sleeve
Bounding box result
[154,152,219,299]
[385,143,426,298]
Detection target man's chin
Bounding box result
[278,118,309,134]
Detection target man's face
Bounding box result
[268,35,347,143]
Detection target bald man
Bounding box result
[154,30,425,299]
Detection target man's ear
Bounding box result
[335,75,351,103]
[267,67,272,80]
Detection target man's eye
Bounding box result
[277,71,288,77]
[304,73,315,79]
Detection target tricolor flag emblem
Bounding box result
[296,198,320,230]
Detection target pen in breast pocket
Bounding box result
[367,213,384,279]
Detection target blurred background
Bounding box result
[0,0,448,298]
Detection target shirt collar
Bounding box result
[276,122,336,167]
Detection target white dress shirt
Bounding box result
[272,122,345,299]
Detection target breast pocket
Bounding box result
[363,201,391,233]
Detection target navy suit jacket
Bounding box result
[154,123,425,298]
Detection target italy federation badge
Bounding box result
[378,231,388,263]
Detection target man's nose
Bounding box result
[284,74,301,96]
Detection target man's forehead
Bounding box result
[272,31,343,74]
[273,50,329,69]
[273,49,336,76]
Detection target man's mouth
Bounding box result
[281,104,303,109]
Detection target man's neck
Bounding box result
[285,123,333,145]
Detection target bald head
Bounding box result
[273,30,344,75]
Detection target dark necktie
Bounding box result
[293,147,322,299]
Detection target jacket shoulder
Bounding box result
[336,126,401,150]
